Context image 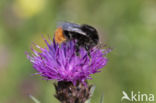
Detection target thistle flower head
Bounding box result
[27,37,109,84]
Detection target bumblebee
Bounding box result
[54,22,99,56]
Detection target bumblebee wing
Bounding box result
[57,22,81,28]
[67,28,87,35]
[57,22,87,36]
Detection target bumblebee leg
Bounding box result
[85,45,91,57]
[88,52,91,57]
[75,43,80,56]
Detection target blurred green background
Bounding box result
[0,0,156,103]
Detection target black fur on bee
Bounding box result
[55,22,99,56]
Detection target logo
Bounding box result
[121,91,154,102]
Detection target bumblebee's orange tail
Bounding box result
[54,27,66,44]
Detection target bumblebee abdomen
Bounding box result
[54,27,66,44]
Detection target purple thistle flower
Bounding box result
[26,37,109,84]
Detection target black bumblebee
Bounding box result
[54,22,99,56]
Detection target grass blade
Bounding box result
[100,93,104,103]
[29,95,41,103]
[85,85,96,103]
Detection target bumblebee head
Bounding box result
[54,27,66,44]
